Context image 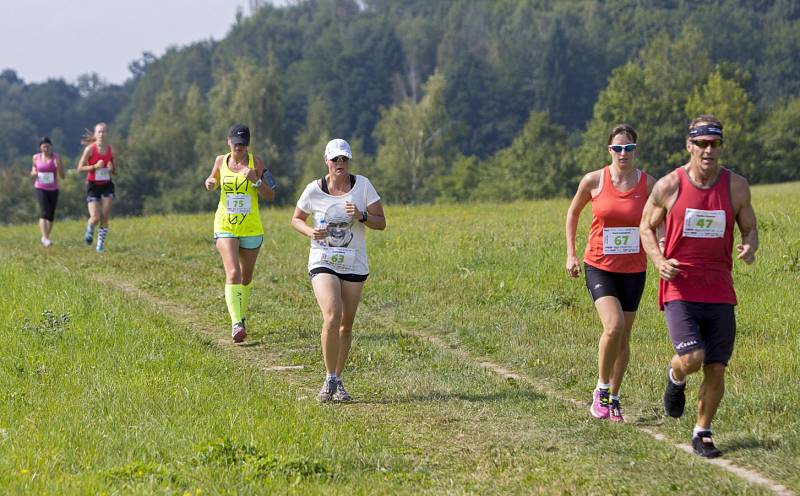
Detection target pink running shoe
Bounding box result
[231,321,246,343]
[609,399,624,422]
[590,388,611,419]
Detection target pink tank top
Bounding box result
[584,167,649,273]
[659,167,736,309]
[34,153,59,191]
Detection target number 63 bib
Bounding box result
[683,208,725,238]
[319,246,356,272]
[602,227,640,255]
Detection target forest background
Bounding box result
[1,0,799,222]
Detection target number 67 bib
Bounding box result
[603,227,640,255]
[683,208,725,238]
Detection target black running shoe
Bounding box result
[663,367,686,418]
[692,431,722,458]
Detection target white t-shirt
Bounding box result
[296,175,381,275]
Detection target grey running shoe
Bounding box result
[663,367,686,418]
[333,379,352,402]
[317,378,337,403]
[692,431,722,458]
[231,321,246,343]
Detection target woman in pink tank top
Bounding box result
[565,124,656,423]
[30,137,65,247]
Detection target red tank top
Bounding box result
[659,167,736,308]
[584,166,649,273]
[87,143,114,184]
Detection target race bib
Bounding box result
[226,194,251,214]
[95,168,111,181]
[683,208,725,238]
[319,247,356,271]
[603,227,640,255]
[37,172,55,185]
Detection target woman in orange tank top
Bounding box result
[565,124,656,422]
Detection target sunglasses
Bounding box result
[330,156,350,163]
[691,139,723,149]
[608,143,637,153]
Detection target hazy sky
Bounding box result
[0,0,271,85]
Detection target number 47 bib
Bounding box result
[683,208,725,238]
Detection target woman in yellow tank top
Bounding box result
[204,124,276,343]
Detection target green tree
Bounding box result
[685,67,760,178]
[473,111,576,201]
[372,72,455,203]
[757,97,800,183]
[578,29,712,177]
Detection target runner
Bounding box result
[30,137,65,247]
[205,124,275,343]
[640,115,758,457]
[291,139,386,403]
[566,124,655,422]
[77,122,116,253]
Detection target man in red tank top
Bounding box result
[640,115,758,458]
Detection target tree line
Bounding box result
[2,0,799,224]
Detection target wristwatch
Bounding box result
[252,179,263,188]
[359,211,368,223]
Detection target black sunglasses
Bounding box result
[691,139,723,149]
[331,156,350,163]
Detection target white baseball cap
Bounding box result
[324,139,353,160]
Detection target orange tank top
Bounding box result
[583,166,649,273]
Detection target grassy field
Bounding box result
[1,182,798,494]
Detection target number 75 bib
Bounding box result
[683,208,725,238]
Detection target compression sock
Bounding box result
[224,284,244,325]
[241,281,253,320]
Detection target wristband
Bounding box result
[252,179,263,188]
[359,211,368,223]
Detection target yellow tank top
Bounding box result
[213,153,264,236]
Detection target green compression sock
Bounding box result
[241,281,253,320]
[224,284,244,325]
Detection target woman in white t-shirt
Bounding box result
[291,139,386,403]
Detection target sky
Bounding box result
[0,0,278,85]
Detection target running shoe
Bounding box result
[231,321,246,343]
[609,399,624,422]
[692,431,722,458]
[41,237,52,247]
[84,229,93,245]
[317,378,337,403]
[96,244,105,254]
[663,367,686,418]
[590,388,611,419]
[333,379,352,402]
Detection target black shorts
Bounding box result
[309,267,368,283]
[35,188,59,221]
[584,263,646,312]
[86,181,115,203]
[664,301,736,365]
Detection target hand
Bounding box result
[737,244,756,264]
[94,160,104,169]
[311,225,328,240]
[246,169,259,183]
[344,201,360,219]
[565,256,581,278]
[658,258,681,281]
[205,177,217,191]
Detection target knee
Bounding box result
[679,353,704,374]
[338,325,353,339]
[225,267,242,284]
[322,309,342,329]
[703,363,726,385]
[602,320,625,340]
